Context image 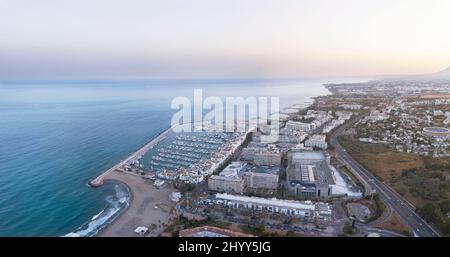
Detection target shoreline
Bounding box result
[95,170,176,237]
[66,180,131,237]
[94,179,133,237]
[88,125,176,237]
[86,82,347,237]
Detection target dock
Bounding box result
[89,126,173,187]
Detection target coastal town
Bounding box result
[88,78,450,238]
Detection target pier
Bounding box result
[89,121,250,187]
[89,126,173,187]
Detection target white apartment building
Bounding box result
[212,193,332,219]
[340,104,362,110]
[247,171,279,190]
[285,120,315,132]
[208,175,245,194]
[304,134,328,150]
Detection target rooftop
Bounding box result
[288,151,334,186]
[216,193,317,211]
[292,151,327,161]
[251,165,280,175]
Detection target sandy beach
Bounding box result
[97,171,176,237]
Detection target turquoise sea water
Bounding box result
[0,79,350,236]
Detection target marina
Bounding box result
[90,123,251,187]
[141,132,231,172]
[0,78,332,237]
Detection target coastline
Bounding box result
[85,82,343,237]
[94,179,133,237]
[86,125,176,237]
[66,180,131,237]
[0,80,372,237]
[95,171,176,237]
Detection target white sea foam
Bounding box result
[91,209,104,221]
[64,184,129,237]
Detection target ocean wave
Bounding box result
[64,184,130,237]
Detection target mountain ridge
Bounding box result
[395,66,450,80]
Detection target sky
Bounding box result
[0,0,449,80]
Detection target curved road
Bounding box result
[330,117,440,237]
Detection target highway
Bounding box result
[330,117,441,237]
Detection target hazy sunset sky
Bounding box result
[1,0,449,79]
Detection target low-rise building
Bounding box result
[208,161,247,193]
[208,175,245,194]
[365,110,389,123]
[285,120,315,131]
[254,151,282,166]
[335,111,353,120]
[241,145,282,166]
[246,166,279,190]
[322,119,345,133]
[274,128,308,144]
[219,161,247,177]
[304,134,328,149]
[211,193,332,219]
[286,151,335,199]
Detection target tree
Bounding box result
[285,230,296,237]
[419,202,450,235]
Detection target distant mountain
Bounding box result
[437,66,450,76]
[405,66,450,80]
[379,66,450,81]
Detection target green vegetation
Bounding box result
[338,137,424,183]
[238,223,282,237]
[176,182,196,194]
[418,201,450,236]
[423,156,450,171]
[285,230,297,237]
[342,224,359,235]
[374,212,413,236]
[246,188,276,198]
[337,137,450,204]
[338,136,450,235]
[366,195,386,223]
[292,116,315,123]
[402,230,413,237]
[214,158,232,175]
[401,168,449,202]
[274,185,290,199]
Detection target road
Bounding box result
[361,226,406,237]
[329,117,440,237]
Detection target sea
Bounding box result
[0,78,362,236]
